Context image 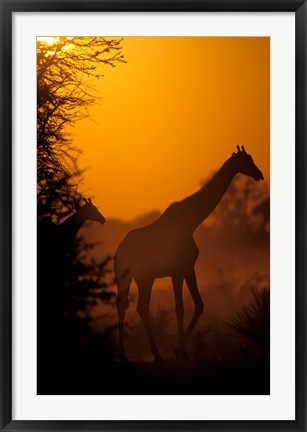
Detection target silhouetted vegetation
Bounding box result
[227,287,270,358]
[37,38,126,389]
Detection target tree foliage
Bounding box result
[37,38,126,370]
[37,37,126,221]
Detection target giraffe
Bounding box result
[38,197,106,284]
[114,146,264,361]
[37,199,106,373]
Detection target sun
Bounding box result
[37,37,75,53]
[37,36,60,45]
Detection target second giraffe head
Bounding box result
[74,198,106,225]
[231,145,264,181]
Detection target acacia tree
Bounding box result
[37,37,126,221]
[37,38,126,366]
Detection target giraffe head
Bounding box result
[74,198,106,225]
[231,145,264,181]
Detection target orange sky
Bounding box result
[72,37,269,221]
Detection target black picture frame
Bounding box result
[1,0,306,430]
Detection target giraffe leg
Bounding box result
[136,278,161,362]
[117,303,128,361]
[183,268,204,348]
[116,274,131,361]
[172,275,188,360]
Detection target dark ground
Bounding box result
[38,352,269,395]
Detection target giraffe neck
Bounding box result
[60,211,86,240]
[164,157,237,233]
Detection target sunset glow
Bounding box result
[37,36,271,391]
[71,37,270,221]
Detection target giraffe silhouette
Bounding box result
[114,146,264,362]
[38,197,106,288]
[39,197,106,246]
[37,197,106,371]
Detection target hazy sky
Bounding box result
[72,37,270,220]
